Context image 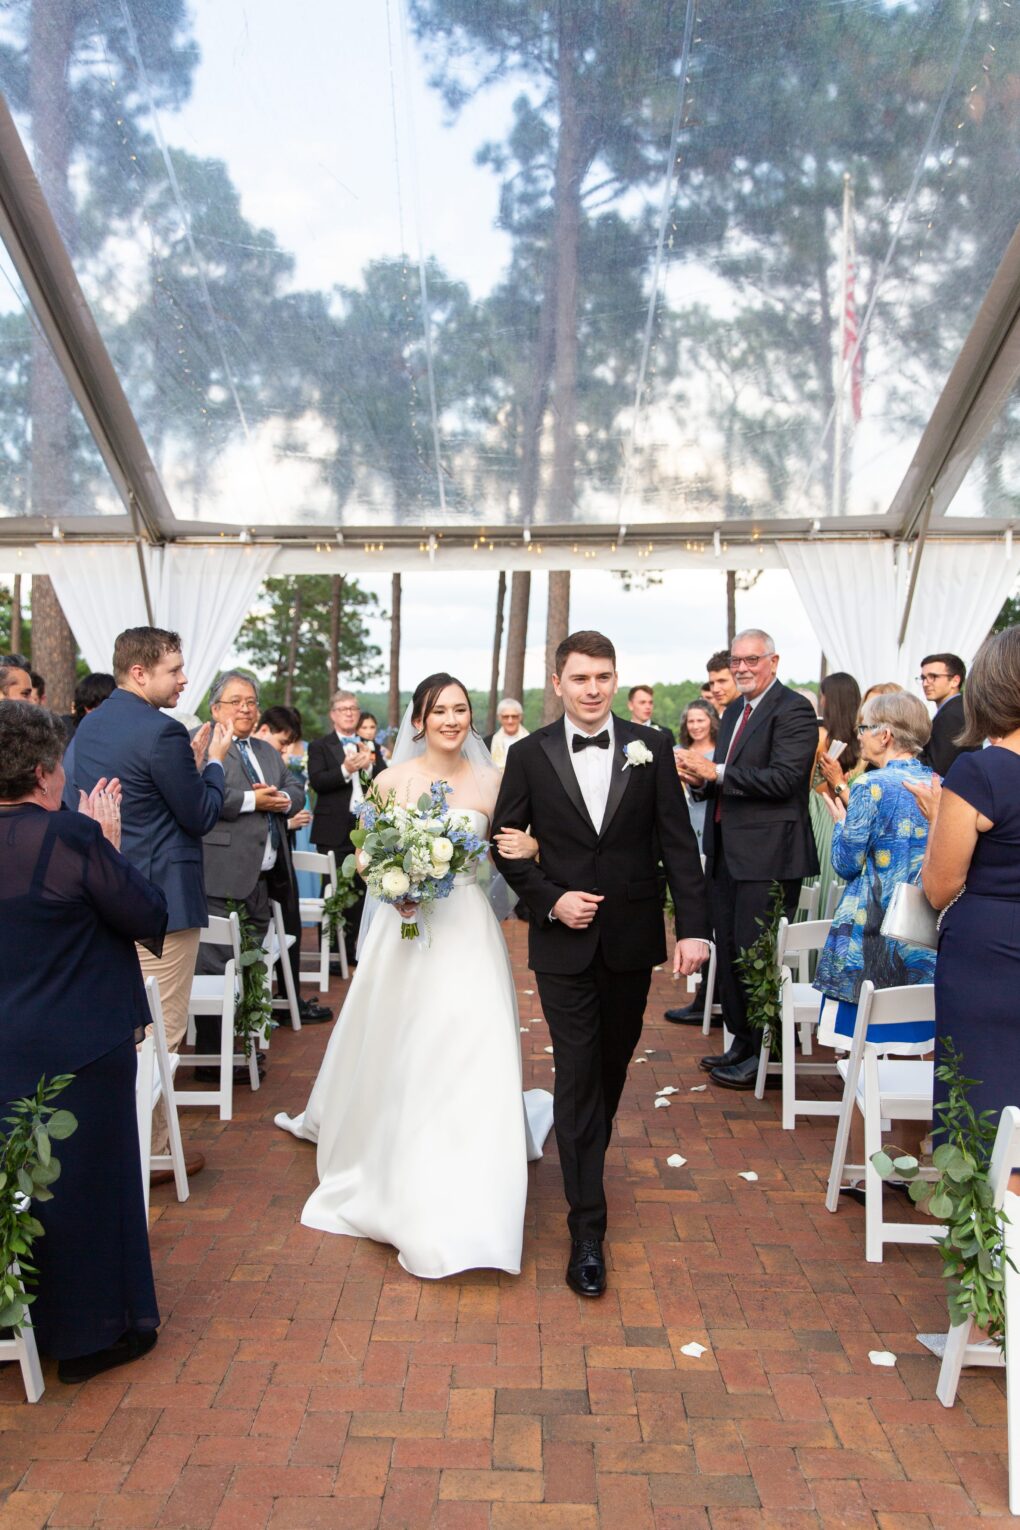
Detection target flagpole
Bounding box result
[833,173,852,516]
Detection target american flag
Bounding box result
[843,212,862,424]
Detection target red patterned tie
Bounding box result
[714,702,753,825]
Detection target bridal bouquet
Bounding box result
[343,781,488,941]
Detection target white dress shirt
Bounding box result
[333,731,369,809]
[564,714,615,832]
[236,737,277,872]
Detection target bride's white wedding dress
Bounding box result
[276,808,554,1279]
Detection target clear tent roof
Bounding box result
[0,0,1017,539]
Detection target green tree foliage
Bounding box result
[993,593,1020,635]
[236,576,383,738]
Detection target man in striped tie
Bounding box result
[675,629,819,1089]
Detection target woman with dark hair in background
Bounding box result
[276,673,552,1280]
[810,672,863,915]
[908,626,1020,1130]
[0,701,167,1382]
[676,700,718,856]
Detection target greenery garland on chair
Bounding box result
[323,864,361,947]
[871,1041,1009,1348]
[733,881,786,1059]
[225,901,275,1057]
[1,1076,78,1333]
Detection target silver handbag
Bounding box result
[880,879,939,951]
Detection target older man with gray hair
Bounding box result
[485,697,529,768]
[193,670,305,1069]
[675,628,819,1089]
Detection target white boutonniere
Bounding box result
[622,739,654,770]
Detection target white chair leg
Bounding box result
[218,999,234,1122]
[800,1020,814,1056]
[17,1317,44,1403]
[782,1006,797,1133]
[825,1071,858,1212]
[1004,1189,1020,1515]
[272,902,301,1031]
[863,1055,885,1263]
[135,1035,155,1221]
[0,1286,44,1403]
[754,1035,769,1100]
[935,1320,972,1408]
[701,945,716,1037]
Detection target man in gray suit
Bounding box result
[194,670,305,1065]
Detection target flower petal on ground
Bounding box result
[680,1342,707,1358]
[666,1154,687,1167]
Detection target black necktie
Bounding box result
[236,740,281,848]
[572,730,610,753]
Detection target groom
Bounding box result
[493,631,709,1297]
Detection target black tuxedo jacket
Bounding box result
[492,715,709,976]
[920,693,976,778]
[308,733,387,849]
[699,681,819,882]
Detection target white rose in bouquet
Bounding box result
[431,837,454,863]
[381,868,411,897]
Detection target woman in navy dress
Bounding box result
[908,627,1020,1120]
[0,702,168,1383]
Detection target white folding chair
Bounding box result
[824,880,845,921]
[0,1198,44,1403]
[796,882,820,921]
[754,918,844,1129]
[293,849,347,987]
[918,1106,1020,1516]
[143,978,189,1209]
[178,912,258,1121]
[265,899,301,1032]
[824,980,943,1262]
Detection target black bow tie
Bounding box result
[572,729,610,753]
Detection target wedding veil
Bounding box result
[354,702,517,957]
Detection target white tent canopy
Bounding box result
[0,4,1018,694]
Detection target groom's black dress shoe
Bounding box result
[699,1037,755,1074]
[710,1054,761,1090]
[566,1239,607,1298]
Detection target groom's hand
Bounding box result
[673,938,710,978]
[551,891,604,929]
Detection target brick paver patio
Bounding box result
[0,921,1011,1527]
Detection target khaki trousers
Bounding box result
[137,927,201,1155]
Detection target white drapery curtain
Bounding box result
[35,542,277,709]
[777,540,907,686]
[901,539,1020,680]
[779,538,1018,689]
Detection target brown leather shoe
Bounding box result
[151,1150,205,1187]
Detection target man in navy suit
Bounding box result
[72,627,231,1173]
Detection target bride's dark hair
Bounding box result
[411,673,474,742]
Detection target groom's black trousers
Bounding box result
[535,951,652,1242]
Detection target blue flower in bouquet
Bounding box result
[347,780,489,941]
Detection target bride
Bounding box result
[276,673,553,1279]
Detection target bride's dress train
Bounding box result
[276,810,553,1279]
